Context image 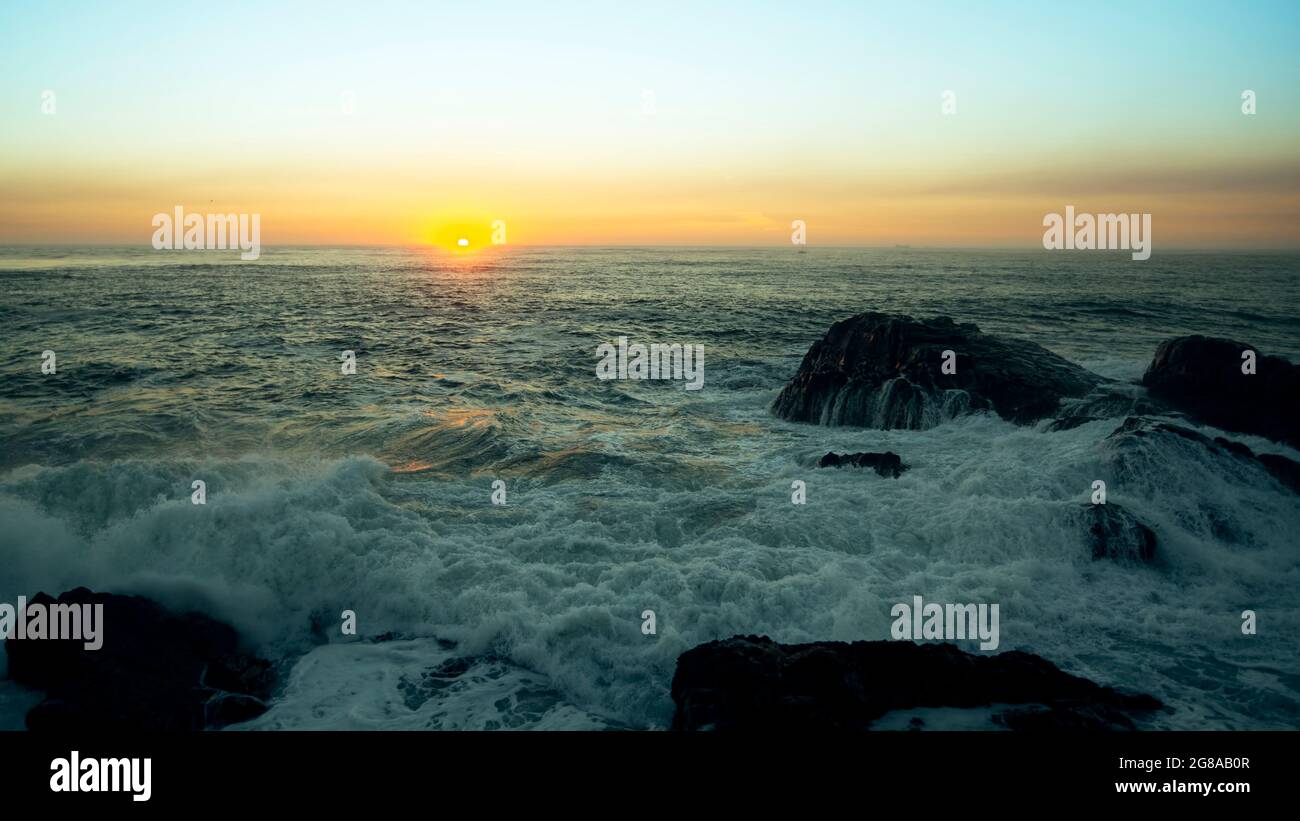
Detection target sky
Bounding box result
[1,0,1298,248]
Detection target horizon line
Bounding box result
[4,242,1300,253]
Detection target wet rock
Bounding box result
[671,635,1162,731]
[5,587,274,731]
[773,313,1103,430]
[1076,503,1157,563]
[1106,416,1300,494]
[205,692,272,727]
[1257,453,1300,494]
[1142,335,1300,447]
[1049,386,1171,431]
[818,451,907,477]
[1045,415,1103,432]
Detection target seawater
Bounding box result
[1,246,1297,729]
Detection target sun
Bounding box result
[427,222,493,253]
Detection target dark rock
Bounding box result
[773,313,1103,429]
[1076,503,1157,563]
[205,653,274,698]
[1049,386,1171,431]
[1046,398,1171,433]
[205,693,270,727]
[5,587,274,731]
[1045,415,1102,432]
[1107,415,1213,447]
[1142,335,1300,447]
[671,635,1162,731]
[1106,416,1300,495]
[995,702,1158,731]
[1257,453,1300,494]
[818,451,907,477]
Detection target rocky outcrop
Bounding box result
[818,451,907,477]
[1074,503,1157,563]
[1106,416,1300,494]
[5,588,274,731]
[1142,335,1300,447]
[671,635,1162,731]
[773,313,1103,430]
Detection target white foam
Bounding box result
[2,396,1297,729]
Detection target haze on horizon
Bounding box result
[2,0,1299,249]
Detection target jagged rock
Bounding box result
[773,313,1103,430]
[5,588,273,731]
[818,451,907,477]
[1106,416,1300,494]
[671,635,1162,731]
[1076,503,1157,563]
[1142,335,1300,447]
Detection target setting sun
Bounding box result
[427,221,494,251]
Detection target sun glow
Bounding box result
[420,223,509,269]
[427,221,494,253]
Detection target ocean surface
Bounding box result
[1,246,1297,730]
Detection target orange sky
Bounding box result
[5,158,1298,249]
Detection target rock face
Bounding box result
[1076,503,1157,563]
[1142,335,1300,447]
[818,451,907,477]
[5,588,274,731]
[773,313,1103,430]
[671,635,1162,731]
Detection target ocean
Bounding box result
[1,245,1297,730]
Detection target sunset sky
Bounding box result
[2,0,1298,248]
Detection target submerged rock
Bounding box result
[1142,335,1300,447]
[818,451,907,477]
[671,635,1162,731]
[5,588,274,731]
[1047,385,1171,432]
[773,313,1103,430]
[1075,503,1157,563]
